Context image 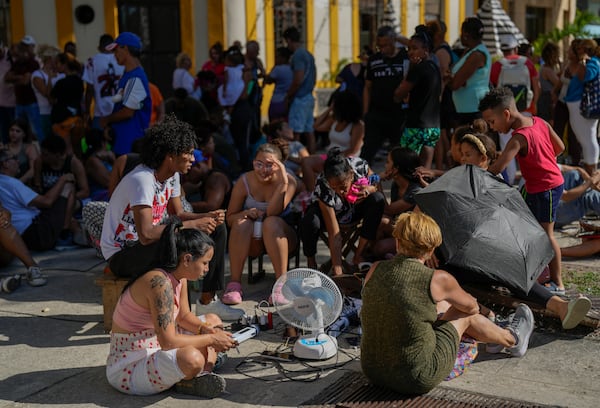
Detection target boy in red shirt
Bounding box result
[480,87,565,294]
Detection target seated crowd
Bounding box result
[1,21,598,399]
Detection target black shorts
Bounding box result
[22,197,67,251]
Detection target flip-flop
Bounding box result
[562,297,592,330]
[544,281,566,296]
[358,262,373,273]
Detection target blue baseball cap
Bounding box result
[106,32,142,51]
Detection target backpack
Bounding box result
[497,56,533,111]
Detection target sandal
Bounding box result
[222,281,243,305]
[358,262,373,273]
[544,281,566,296]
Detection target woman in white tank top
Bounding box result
[302,90,364,190]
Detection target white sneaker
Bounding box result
[196,297,244,321]
[27,266,47,287]
[507,304,535,357]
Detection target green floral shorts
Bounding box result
[400,127,441,154]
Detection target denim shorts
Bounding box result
[288,93,315,133]
[521,184,564,223]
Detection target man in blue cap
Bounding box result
[100,32,151,156]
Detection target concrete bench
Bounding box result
[94,266,128,331]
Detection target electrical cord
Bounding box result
[0,309,105,324]
[41,259,106,273]
[234,334,360,383]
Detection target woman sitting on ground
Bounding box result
[361,211,534,395]
[263,120,309,182]
[5,118,39,185]
[302,90,364,191]
[373,147,423,258]
[446,131,591,330]
[300,148,384,274]
[415,119,489,182]
[221,143,297,305]
[561,224,600,258]
[106,221,236,398]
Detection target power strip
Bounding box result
[232,326,258,344]
[260,350,294,362]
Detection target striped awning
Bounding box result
[382,0,400,34]
[477,0,527,56]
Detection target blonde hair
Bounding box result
[37,44,60,62]
[393,212,442,258]
[175,52,191,68]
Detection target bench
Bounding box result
[94,266,129,331]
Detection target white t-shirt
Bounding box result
[172,68,195,95]
[217,64,245,107]
[100,164,180,260]
[31,71,64,115]
[0,174,40,234]
[82,52,124,117]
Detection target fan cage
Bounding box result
[274,268,343,330]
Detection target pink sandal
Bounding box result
[222,281,243,305]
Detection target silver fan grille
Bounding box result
[273,268,343,330]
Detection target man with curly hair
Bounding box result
[101,116,242,320]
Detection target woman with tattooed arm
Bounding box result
[106,222,236,398]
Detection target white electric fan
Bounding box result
[271,268,343,360]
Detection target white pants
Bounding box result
[106,330,184,395]
[567,101,599,166]
[106,316,208,395]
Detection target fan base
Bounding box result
[293,334,338,360]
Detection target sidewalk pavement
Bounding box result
[0,230,599,407]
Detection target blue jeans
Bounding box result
[555,170,600,227]
[15,103,43,142]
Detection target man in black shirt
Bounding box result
[360,26,409,165]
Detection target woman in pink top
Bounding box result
[106,222,237,398]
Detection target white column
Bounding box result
[195,0,209,68]
[23,0,58,49]
[338,0,353,62]
[224,0,246,48]
[72,0,106,62]
[313,0,330,83]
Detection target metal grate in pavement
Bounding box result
[301,371,562,408]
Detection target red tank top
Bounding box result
[514,117,563,193]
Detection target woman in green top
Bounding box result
[360,212,535,394]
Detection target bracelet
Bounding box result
[197,321,210,334]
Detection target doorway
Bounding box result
[117,0,181,97]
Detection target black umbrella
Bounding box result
[414,165,553,293]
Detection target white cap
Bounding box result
[21,35,36,46]
[500,34,518,51]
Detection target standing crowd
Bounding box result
[0,17,597,398]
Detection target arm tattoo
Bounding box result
[150,275,175,331]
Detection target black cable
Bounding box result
[42,259,106,273]
[0,309,104,324]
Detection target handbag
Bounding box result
[579,59,600,119]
